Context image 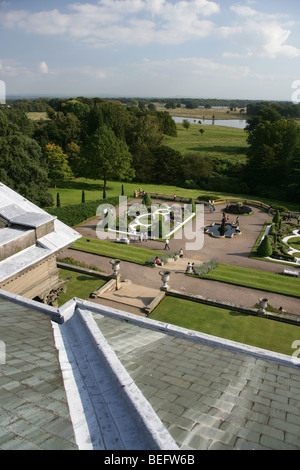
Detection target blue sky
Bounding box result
[0,0,300,100]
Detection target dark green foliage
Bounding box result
[245,107,300,200]
[188,198,196,213]
[272,210,281,225]
[156,216,168,239]
[82,190,85,203]
[57,193,61,207]
[0,109,53,207]
[142,193,152,206]
[257,236,273,257]
[47,196,119,227]
[225,204,252,214]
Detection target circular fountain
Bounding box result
[204,222,242,238]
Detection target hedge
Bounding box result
[46,197,120,227]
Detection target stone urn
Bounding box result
[110,259,121,278]
[159,270,171,291]
[258,298,269,313]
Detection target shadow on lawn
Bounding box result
[53,180,107,191]
[229,311,249,317]
[188,145,247,156]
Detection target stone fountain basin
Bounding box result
[204,223,242,238]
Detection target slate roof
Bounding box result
[0,296,76,450]
[0,183,81,283]
[1,289,300,451]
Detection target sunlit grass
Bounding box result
[151,296,300,356]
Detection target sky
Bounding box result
[0,0,300,100]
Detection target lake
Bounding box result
[172,116,247,129]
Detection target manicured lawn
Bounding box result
[164,123,248,163]
[58,268,106,306]
[70,237,165,265]
[150,296,300,356]
[200,263,300,298]
[47,178,300,212]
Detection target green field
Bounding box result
[48,178,300,212]
[71,236,165,265]
[200,263,300,298]
[150,296,300,356]
[164,123,248,163]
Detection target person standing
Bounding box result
[164,238,170,250]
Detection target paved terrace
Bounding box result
[1,291,300,450]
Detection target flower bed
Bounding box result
[224,202,253,215]
[268,222,300,262]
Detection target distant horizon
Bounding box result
[5,93,296,104]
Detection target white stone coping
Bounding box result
[75,298,300,368]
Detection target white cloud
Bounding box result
[38,61,48,74]
[0,58,30,78]
[0,0,220,46]
[225,4,300,58]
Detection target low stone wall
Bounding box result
[57,262,111,281]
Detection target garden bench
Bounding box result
[283,269,299,277]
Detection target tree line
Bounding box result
[0,97,299,207]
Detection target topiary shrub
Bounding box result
[272,210,281,225]
[142,192,152,206]
[257,236,273,257]
[188,198,196,213]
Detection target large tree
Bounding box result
[45,143,73,188]
[82,125,134,198]
[0,112,52,207]
[245,108,300,198]
[0,129,53,207]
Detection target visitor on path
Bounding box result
[235,217,239,226]
[164,239,170,250]
[178,248,183,258]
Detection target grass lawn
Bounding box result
[164,123,248,163]
[150,296,300,356]
[70,236,165,265]
[200,263,300,298]
[47,178,300,212]
[58,268,106,306]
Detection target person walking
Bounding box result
[164,238,170,250]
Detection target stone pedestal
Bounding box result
[110,259,121,278]
[258,298,269,314]
[159,270,171,291]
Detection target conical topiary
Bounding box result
[272,210,281,225]
[142,192,152,207]
[188,198,196,213]
[257,236,273,257]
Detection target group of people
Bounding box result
[154,246,184,266]
[222,211,240,227]
[134,187,145,198]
